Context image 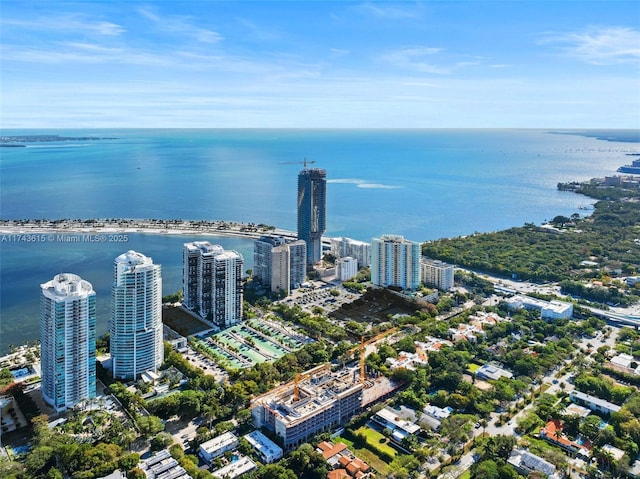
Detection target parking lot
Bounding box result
[281,281,362,315]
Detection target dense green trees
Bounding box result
[422,199,640,282]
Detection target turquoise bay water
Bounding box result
[0,129,637,353]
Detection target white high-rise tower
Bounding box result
[41,273,96,412]
[371,235,421,290]
[110,251,163,380]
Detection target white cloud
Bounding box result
[137,7,223,43]
[540,26,640,65]
[354,2,423,20]
[380,46,450,74]
[2,15,124,36]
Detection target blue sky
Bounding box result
[1,1,639,128]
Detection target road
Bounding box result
[446,325,621,478]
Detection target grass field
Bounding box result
[335,437,390,476]
[355,426,398,458]
[467,363,481,373]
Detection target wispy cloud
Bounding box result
[2,15,124,36]
[380,46,450,74]
[138,7,223,43]
[540,26,640,65]
[354,2,423,20]
[328,178,401,189]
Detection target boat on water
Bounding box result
[617,158,640,174]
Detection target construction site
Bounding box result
[250,329,400,450]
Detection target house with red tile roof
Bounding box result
[317,441,373,479]
[540,420,591,458]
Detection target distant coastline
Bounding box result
[0,134,118,146]
[0,218,297,242]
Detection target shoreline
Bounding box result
[0,218,303,243]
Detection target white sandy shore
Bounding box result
[0,219,312,242]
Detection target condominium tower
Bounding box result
[254,236,286,285]
[41,273,96,412]
[111,251,163,380]
[183,241,244,328]
[421,258,455,291]
[330,237,372,269]
[254,237,307,295]
[297,167,326,266]
[371,235,421,290]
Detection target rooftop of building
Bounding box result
[570,391,622,412]
[199,431,238,453]
[508,449,556,477]
[184,241,224,254]
[420,257,453,267]
[251,365,363,426]
[115,250,154,267]
[41,273,94,299]
[244,430,283,458]
[374,407,421,435]
[211,455,256,479]
[139,449,192,479]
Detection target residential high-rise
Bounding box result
[330,237,371,269]
[297,167,326,266]
[183,241,244,328]
[271,244,290,295]
[111,251,163,380]
[288,240,307,289]
[371,235,421,290]
[254,236,286,285]
[336,257,358,282]
[421,258,455,291]
[41,273,96,412]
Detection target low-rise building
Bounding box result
[508,449,558,479]
[317,441,372,479]
[385,350,428,371]
[476,363,514,381]
[563,403,591,418]
[211,455,256,479]
[449,323,485,342]
[243,430,283,464]
[602,444,626,462]
[372,406,421,442]
[569,391,622,415]
[540,420,590,457]
[139,449,192,479]
[199,432,239,463]
[420,404,453,431]
[609,353,640,375]
[506,295,573,320]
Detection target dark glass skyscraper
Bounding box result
[297,167,326,265]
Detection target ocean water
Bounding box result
[1,129,637,353]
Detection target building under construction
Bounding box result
[251,329,402,450]
[250,364,364,450]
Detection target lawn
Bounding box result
[467,363,481,373]
[335,437,390,476]
[355,426,398,458]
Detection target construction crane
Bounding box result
[293,363,330,401]
[346,327,398,384]
[278,158,316,168]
